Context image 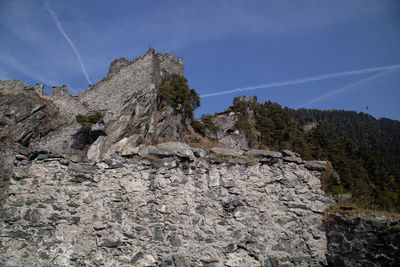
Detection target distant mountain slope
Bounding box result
[293,108,400,211]
[221,97,400,212]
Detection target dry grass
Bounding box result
[33,92,56,107]
[182,162,190,169]
[0,91,11,97]
[1,174,10,181]
[245,159,258,167]
[324,203,400,220]
[181,131,220,150]
[0,133,14,144]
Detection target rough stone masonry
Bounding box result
[1,145,333,266]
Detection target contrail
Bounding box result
[43,0,92,84]
[297,69,397,108]
[200,64,400,98]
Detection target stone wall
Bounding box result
[50,85,87,120]
[79,48,184,119]
[1,147,333,266]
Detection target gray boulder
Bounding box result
[12,167,29,180]
[246,149,282,158]
[157,142,195,160]
[334,193,352,203]
[282,150,300,158]
[68,162,96,174]
[283,157,303,164]
[138,146,174,158]
[153,157,177,169]
[207,113,249,151]
[191,148,206,158]
[210,147,243,157]
[121,141,143,157]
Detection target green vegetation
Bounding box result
[192,114,219,138]
[73,112,105,149]
[231,97,258,146]
[182,162,190,169]
[157,74,200,121]
[191,119,204,134]
[229,97,400,212]
[229,96,307,151]
[324,204,400,222]
[75,112,104,126]
[294,108,400,212]
[378,224,400,234]
[201,115,219,138]
[320,163,345,195]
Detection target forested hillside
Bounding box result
[225,97,400,212]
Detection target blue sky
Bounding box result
[1,0,400,120]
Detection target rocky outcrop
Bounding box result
[0,49,187,162]
[246,149,283,159]
[209,112,249,151]
[0,81,60,174]
[82,49,186,161]
[86,84,186,161]
[303,121,319,132]
[0,145,333,266]
[75,49,186,160]
[325,208,400,266]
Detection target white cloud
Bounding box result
[0,53,60,86]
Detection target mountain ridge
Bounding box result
[0,49,399,266]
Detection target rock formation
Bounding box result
[0,49,399,266]
[0,80,60,175]
[0,49,187,164]
[325,208,400,266]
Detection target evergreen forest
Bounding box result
[227,97,400,212]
